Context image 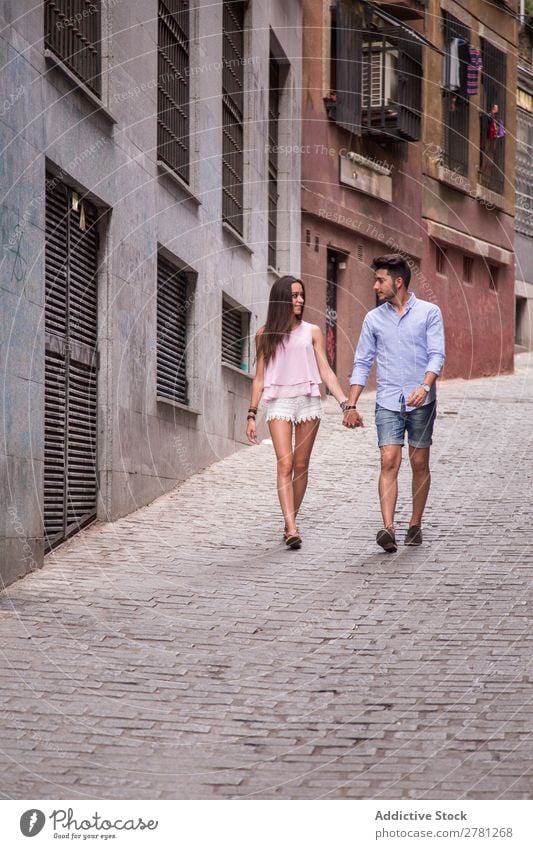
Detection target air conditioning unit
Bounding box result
[362,44,398,108]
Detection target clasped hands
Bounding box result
[343,409,364,429]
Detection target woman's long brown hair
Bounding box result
[257,275,305,366]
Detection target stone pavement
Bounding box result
[1,354,532,800]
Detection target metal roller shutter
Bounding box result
[44,176,99,551]
[157,255,189,403]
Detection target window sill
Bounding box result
[267,265,281,279]
[222,221,254,254]
[475,182,506,211]
[156,160,202,205]
[156,396,201,415]
[44,49,117,124]
[222,362,253,380]
[437,164,471,195]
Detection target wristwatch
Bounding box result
[421,384,431,393]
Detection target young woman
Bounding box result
[246,275,353,549]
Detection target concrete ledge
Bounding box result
[426,220,513,265]
[222,362,253,380]
[156,160,202,205]
[437,164,471,196]
[156,396,201,415]
[44,49,117,124]
[475,182,506,212]
[221,222,254,254]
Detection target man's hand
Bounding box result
[343,409,364,429]
[406,387,428,408]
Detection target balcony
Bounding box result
[331,0,441,143]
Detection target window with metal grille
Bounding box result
[488,264,499,291]
[157,255,190,404]
[332,1,423,142]
[442,12,470,175]
[44,0,102,95]
[221,298,250,372]
[463,254,474,282]
[268,55,280,269]
[479,40,506,194]
[158,0,190,183]
[516,107,533,237]
[435,243,447,274]
[222,0,246,234]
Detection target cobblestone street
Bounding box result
[1,354,532,800]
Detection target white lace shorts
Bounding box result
[265,395,322,424]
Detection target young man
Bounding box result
[343,255,445,552]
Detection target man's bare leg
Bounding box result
[379,445,402,529]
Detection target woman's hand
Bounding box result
[246,417,259,444]
[343,409,364,428]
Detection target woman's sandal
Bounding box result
[284,528,302,550]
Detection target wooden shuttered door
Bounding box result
[44,177,99,550]
[157,256,189,403]
[336,0,363,135]
[395,34,422,142]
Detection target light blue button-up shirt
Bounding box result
[350,294,446,411]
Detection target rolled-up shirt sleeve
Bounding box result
[425,306,446,375]
[350,315,376,386]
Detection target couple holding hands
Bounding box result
[246,255,446,553]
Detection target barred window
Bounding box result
[463,255,474,282]
[488,264,499,292]
[222,0,246,234]
[435,243,447,274]
[442,12,470,176]
[268,55,281,269]
[158,0,190,183]
[157,255,190,404]
[44,0,102,95]
[221,298,250,372]
[516,108,533,237]
[479,40,506,194]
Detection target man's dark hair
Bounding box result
[371,254,411,289]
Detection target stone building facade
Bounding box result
[515,14,533,349]
[423,0,517,378]
[301,0,517,388]
[0,0,302,586]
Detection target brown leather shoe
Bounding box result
[376,526,397,553]
[404,525,423,546]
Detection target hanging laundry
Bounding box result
[467,46,482,96]
[448,37,460,90]
[446,37,470,95]
[487,105,505,140]
[457,40,471,97]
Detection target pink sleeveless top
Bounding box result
[263,321,322,401]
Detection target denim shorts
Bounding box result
[265,395,322,424]
[375,401,436,449]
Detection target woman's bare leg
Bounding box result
[293,418,320,520]
[268,419,297,534]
